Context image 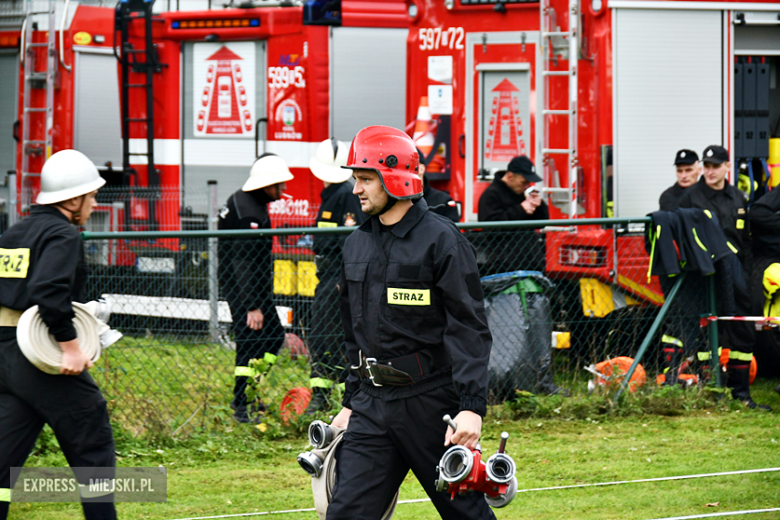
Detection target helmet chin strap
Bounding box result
[57,195,85,224]
[378,195,398,216]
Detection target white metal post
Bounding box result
[208,180,219,342]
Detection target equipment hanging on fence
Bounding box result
[16,299,122,375]
[297,420,398,520]
[434,415,517,508]
[482,271,561,399]
[586,357,646,394]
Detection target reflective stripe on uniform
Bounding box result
[0,488,10,502]
[729,350,753,362]
[726,241,739,255]
[234,366,256,377]
[662,334,683,347]
[692,228,708,252]
[697,351,711,361]
[310,378,333,389]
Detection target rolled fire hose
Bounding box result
[16,300,123,374]
[300,421,399,520]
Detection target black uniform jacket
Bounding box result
[313,182,365,279]
[749,188,780,260]
[677,177,750,265]
[339,198,492,417]
[477,175,549,222]
[659,183,687,212]
[423,178,459,222]
[217,189,275,316]
[0,205,87,342]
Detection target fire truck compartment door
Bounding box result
[73,48,123,167]
[331,27,407,140]
[613,9,724,217]
[0,50,18,194]
[477,65,531,182]
[182,41,266,215]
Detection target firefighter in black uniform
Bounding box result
[748,186,780,396]
[305,139,365,414]
[678,145,770,409]
[658,149,701,383]
[418,149,459,222]
[218,153,292,423]
[327,126,496,520]
[477,155,548,274]
[659,149,700,211]
[0,150,116,519]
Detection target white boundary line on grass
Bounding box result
[163,467,780,520]
[643,507,780,520]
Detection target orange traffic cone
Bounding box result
[413,96,435,158]
[413,96,447,174]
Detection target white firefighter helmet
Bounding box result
[242,153,294,192]
[309,138,351,184]
[36,150,106,205]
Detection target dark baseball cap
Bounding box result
[674,149,699,165]
[500,155,542,182]
[701,145,729,165]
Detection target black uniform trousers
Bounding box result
[231,306,283,410]
[326,384,496,520]
[309,272,347,388]
[0,333,116,520]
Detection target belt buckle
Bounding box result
[365,358,383,387]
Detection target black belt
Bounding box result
[351,349,444,386]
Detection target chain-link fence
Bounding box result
[79,217,729,436]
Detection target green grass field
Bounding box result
[8,379,780,520]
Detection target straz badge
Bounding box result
[387,288,430,306]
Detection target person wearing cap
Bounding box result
[218,153,292,423]
[477,155,548,274]
[327,126,496,520]
[678,145,770,410]
[659,149,701,211]
[0,150,117,519]
[418,148,459,222]
[305,139,366,414]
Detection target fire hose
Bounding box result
[297,420,399,520]
[434,414,518,508]
[16,300,123,374]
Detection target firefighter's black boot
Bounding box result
[726,364,771,411]
[305,388,331,416]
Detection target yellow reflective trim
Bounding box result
[618,274,665,305]
[310,378,333,389]
[321,211,332,219]
[387,288,431,306]
[726,241,739,255]
[0,487,10,502]
[728,350,753,362]
[234,366,256,377]
[697,351,711,361]
[317,221,338,228]
[692,228,708,252]
[736,219,745,230]
[662,334,683,347]
[0,248,30,279]
[263,352,277,364]
[704,209,713,219]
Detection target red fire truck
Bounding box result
[405,0,780,315]
[3,0,780,318]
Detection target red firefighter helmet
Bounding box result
[343,125,423,200]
